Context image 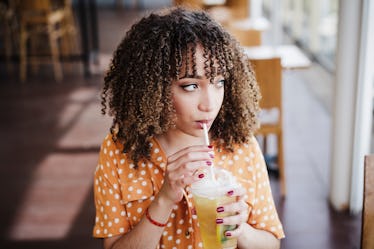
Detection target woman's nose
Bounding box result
[198,88,214,112]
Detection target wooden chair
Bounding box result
[362,155,374,249]
[250,57,286,197]
[0,0,18,73]
[59,0,78,59]
[173,0,205,9]
[225,0,249,19]
[207,0,249,27]
[227,26,262,47]
[17,0,77,82]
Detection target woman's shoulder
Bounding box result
[223,135,260,153]
[213,135,262,162]
[100,132,124,152]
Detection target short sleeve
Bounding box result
[244,136,285,239]
[93,135,129,238]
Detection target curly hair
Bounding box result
[101,7,260,166]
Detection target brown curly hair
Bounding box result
[101,7,260,166]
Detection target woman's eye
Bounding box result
[216,79,225,88]
[181,84,198,92]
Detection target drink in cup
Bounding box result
[191,168,239,249]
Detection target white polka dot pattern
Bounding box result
[93,134,285,247]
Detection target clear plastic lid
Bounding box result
[190,168,238,197]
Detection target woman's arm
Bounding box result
[103,193,175,249]
[103,144,214,249]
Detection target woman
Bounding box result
[93,7,284,249]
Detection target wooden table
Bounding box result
[203,0,226,6]
[230,17,271,31]
[243,45,312,70]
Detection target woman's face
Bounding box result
[170,45,224,138]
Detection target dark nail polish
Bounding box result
[226,232,232,237]
[216,206,224,213]
[216,218,223,224]
[206,161,212,166]
[198,174,205,179]
[227,190,234,196]
[208,145,213,149]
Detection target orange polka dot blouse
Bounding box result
[93,134,285,248]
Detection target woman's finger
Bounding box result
[176,172,207,187]
[221,200,248,216]
[226,186,246,198]
[216,200,249,230]
[167,151,214,172]
[168,160,212,180]
[218,212,247,227]
[167,145,213,163]
[224,224,244,238]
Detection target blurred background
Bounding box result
[0,0,373,248]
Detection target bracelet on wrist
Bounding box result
[145,207,167,227]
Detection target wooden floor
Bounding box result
[0,7,362,249]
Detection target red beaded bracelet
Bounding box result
[145,207,167,227]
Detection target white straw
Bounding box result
[202,123,215,181]
[202,123,210,146]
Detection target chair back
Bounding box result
[173,0,204,9]
[249,57,282,111]
[225,0,248,19]
[362,155,374,249]
[16,0,74,82]
[250,57,285,196]
[229,28,262,47]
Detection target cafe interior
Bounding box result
[0,0,373,248]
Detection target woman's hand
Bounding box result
[216,186,250,238]
[158,145,214,204]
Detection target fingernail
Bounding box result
[216,218,223,224]
[216,206,224,213]
[209,153,214,158]
[225,232,232,237]
[227,190,234,196]
[206,161,212,166]
[208,145,213,149]
[198,174,205,179]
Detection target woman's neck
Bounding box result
[155,130,205,157]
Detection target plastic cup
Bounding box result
[191,168,238,249]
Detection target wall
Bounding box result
[95,0,172,8]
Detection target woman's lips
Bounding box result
[197,120,212,129]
